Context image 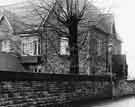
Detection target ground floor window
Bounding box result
[21,36,41,56]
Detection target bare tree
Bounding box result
[55,0,87,74]
[30,0,88,74]
[30,0,110,74]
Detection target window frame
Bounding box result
[21,36,41,56]
[1,39,11,53]
[60,37,70,56]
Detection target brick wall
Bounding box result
[0,71,112,107]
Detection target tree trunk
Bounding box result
[69,22,79,74]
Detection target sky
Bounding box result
[0,0,135,79]
[0,0,25,5]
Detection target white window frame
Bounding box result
[60,37,70,56]
[1,39,11,53]
[21,36,41,56]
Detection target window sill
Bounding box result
[21,56,42,64]
[59,54,70,59]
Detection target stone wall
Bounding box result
[113,80,135,97]
[0,71,112,106]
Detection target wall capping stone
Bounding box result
[0,71,115,81]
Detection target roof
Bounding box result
[96,14,114,34]
[0,0,52,34]
[0,0,118,36]
[0,9,31,33]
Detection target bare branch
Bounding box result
[29,0,112,74]
[78,31,88,50]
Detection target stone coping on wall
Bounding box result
[0,71,116,81]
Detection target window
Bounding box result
[97,39,102,56]
[21,37,41,56]
[1,40,11,52]
[60,37,70,56]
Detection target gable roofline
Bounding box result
[0,10,14,34]
[92,25,110,36]
[37,1,56,31]
[3,16,14,33]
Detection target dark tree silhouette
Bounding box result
[52,0,88,74]
[30,0,90,74]
[30,0,109,74]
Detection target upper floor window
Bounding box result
[97,39,102,56]
[1,39,11,52]
[60,37,70,56]
[21,36,41,56]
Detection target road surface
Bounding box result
[81,96,135,107]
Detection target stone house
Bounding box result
[0,1,122,75]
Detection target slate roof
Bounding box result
[0,0,117,36]
[0,9,31,33]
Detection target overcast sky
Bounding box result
[0,0,25,5]
[0,0,135,79]
[94,0,135,79]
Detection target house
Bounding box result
[0,1,123,75]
